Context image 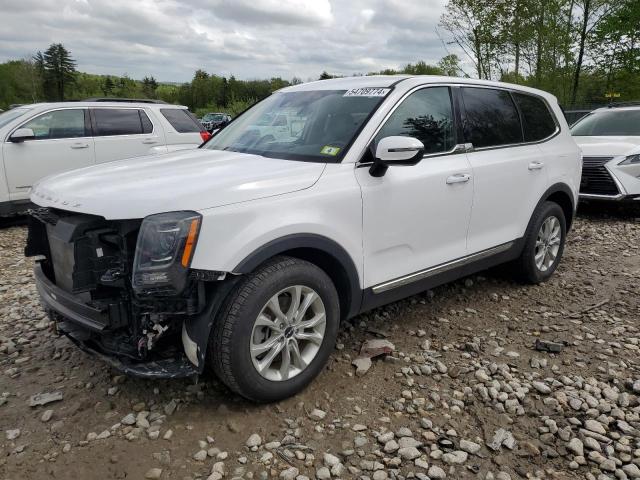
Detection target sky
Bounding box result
[0,0,455,83]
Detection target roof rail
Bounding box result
[606,101,640,108]
[83,98,168,104]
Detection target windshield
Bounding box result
[571,110,640,136]
[0,107,32,129]
[204,114,225,121]
[204,89,389,162]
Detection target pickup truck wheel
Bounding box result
[210,256,339,402]
[514,201,566,284]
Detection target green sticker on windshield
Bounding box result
[321,145,341,156]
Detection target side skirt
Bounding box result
[359,239,524,314]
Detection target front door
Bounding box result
[356,86,474,289]
[2,108,94,200]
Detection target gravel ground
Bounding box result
[1,204,640,480]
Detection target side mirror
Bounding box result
[370,136,425,177]
[10,128,36,143]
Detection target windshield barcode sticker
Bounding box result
[343,88,391,97]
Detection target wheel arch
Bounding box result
[233,233,362,320]
[538,183,576,231]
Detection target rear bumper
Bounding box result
[35,263,198,379]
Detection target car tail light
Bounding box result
[200,131,212,142]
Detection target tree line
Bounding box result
[439,0,639,105]
[1,5,638,115]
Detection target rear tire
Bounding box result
[513,201,566,284]
[210,256,339,402]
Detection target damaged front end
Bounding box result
[26,208,232,379]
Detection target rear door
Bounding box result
[158,108,205,151]
[2,108,94,200]
[460,87,549,253]
[91,107,165,163]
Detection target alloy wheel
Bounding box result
[250,285,326,381]
[534,216,561,272]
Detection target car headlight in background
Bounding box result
[132,211,201,295]
[619,154,640,165]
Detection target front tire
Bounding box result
[514,201,566,284]
[210,256,339,402]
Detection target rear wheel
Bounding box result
[514,201,566,284]
[210,256,339,402]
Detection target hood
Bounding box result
[573,136,640,158]
[31,149,326,219]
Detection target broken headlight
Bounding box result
[132,211,201,294]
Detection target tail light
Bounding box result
[200,131,212,142]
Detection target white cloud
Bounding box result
[0,0,455,82]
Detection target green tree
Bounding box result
[142,76,158,98]
[41,43,77,101]
[101,76,115,96]
[438,54,463,76]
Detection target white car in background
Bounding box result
[0,100,210,216]
[571,105,640,201]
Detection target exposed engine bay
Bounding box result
[25,207,216,378]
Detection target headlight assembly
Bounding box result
[619,154,640,165]
[132,211,201,295]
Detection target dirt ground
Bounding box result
[1,203,639,480]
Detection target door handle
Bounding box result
[142,139,159,145]
[70,143,89,149]
[446,173,471,184]
[528,161,544,170]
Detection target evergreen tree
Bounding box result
[42,43,76,101]
[101,76,115,96]
[142,75,158,98]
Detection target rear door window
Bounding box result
[461,88,523,148]
[93,108,144,136]
[513,93,557,141]
[160,109,203,133]
[21,109,87,140]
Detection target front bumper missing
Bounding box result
[35,263,198,379]
[59,322,198,379]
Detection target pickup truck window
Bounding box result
[204,90,387,162]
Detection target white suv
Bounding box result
[0,100,209,216]
[26,76,581,401]
[571,105,640,201]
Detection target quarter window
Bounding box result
[20,109,87,140]
[140,111,154,134]
[513,93,557,141]
[461,88,523,148]
[160,109,203,133]
[375,87,455,155]
[93,109,146,136]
